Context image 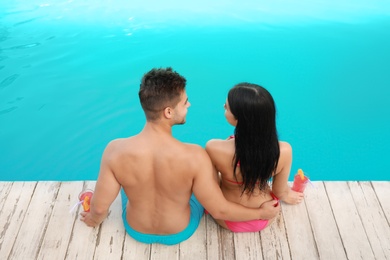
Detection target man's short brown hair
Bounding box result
[139,67,187,121]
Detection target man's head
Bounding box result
[139,67,189,123]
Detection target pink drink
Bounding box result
[292,174,309,192]
[79,190,94,212]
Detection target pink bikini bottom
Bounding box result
[224,219,269,232]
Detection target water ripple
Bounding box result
[0,74,19,90]
[7,97,24,104]
[6,43,41,50]
[4,6,39,16]
[0,106,17,115]
[13,17,44,27]
[0,27,9,43]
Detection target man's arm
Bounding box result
[81,141,121,227]
[192,147,280,221]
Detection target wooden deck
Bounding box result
[0,181,389,260]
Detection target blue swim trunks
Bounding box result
[120,189,204,245]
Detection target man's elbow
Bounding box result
[91,205,108,216]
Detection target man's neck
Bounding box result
[142,120,173,137]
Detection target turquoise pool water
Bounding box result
[1,1,389,181]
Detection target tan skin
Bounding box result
[205,100,304,230]
[81,91,280,233]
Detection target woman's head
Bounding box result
[227,83,276,131]
[227,83,280,193]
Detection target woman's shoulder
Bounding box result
[206,138,232,152]
[206,138,235,161]
[279,141,292,153]
[278,141,292,163]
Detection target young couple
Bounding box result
[81,67,303,245]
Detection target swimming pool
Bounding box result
[1,1,389,181]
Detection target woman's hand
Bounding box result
[281,188,304,204]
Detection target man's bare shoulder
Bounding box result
[177,143,213,176]
[103,137,139,157]
[181,142,209,158]
[173,143,210,168]
[105,137,128,150]
[100,137,145,176]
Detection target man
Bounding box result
[81,67,280,245]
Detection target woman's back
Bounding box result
[205,82,304,232]
[206,138,274,209]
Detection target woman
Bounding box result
[206,83,303,232]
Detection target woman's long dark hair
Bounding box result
[228,83,280,194]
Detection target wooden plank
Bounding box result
[372,181,390,222]
[94,192,126,260]
[282,195,319,259]
[65,181,100,260]
[218,224,235,260]
[324,181,375,259]
[0,182,13,211]
[0,182,37,259]
[150,243,179,260]
[349,181,390,259]
[260,211,291,260]
[37,181,84,260]
[205,214,222,259]
[233,231,262,260]
[7,181,60,259]
[179,215,207,259]
[304,181,347,259]
[122,235,151,260]
[1,181,388,260]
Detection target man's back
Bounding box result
[108,131,202,234]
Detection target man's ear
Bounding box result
[163,107,172,119]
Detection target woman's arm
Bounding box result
[272,142,304,204]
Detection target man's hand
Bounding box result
[80,211,102,227]
[259,200,280,220]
